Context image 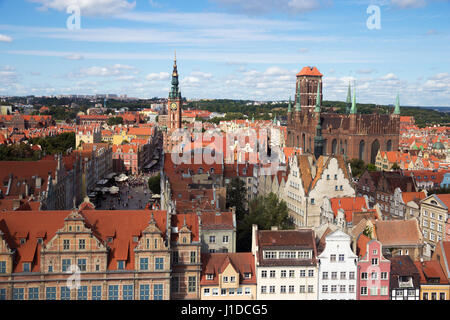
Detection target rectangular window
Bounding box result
[117,260,125,270]
[46,287,56,300]
[423,292,428,300]
[261,286,267,294]
[13,288,24,300]
[153,284,163,300]
[0,261,6,273]
[190,251,196,264]
[349,271,355,280]
[155,257,164,270]
[371,272,378,280]
[172,251,179,265]
[269,286,275,294]
[322,272,328,280]
[431,292,437,300]
[62,259,71,272]
[23,263,30,272]
[380,286,388,296]
[204,288,210,296]
[331,272,338,280]
[308,285,314,293]
[264,251,277,259]
[322,285,328,293]
[340,285,346,293]
[0,288,7,300]
[381,272,388,280]
[370,287,378,296]
[331,285,337,293]
[77,259,86,272]
[340,272,346,280]
[300,270,306,277]
[77,286,87,300]
[188,276,196,293]
[280,286,286,294]
[229,288,235,295]
[28,287,39,300]
[330,254,336,262]
[270,270,276,278]
[360,287,368,296]
[371,258,378,265]
[261,270,267,278]
[308,270,314,277]
[339,254,345,262]
[209,236,216,243]
[79,239,85,250]
[140,258,149,270]
[289,270,295,278]
[223,236,229,243]
[223,276,228,283]
[440,293,445,300]
[171,276,179,293]
[289,285,295,294]
[61,287,71,300]
[230,276,236,283]
[245,287,251,295]
[140,285,150,300]
[349,285,355,293]
[63,239,70,250]
[108,285,119,300]
[92,286,102,300]
[361,272,368,280]
[123,285,133,300]
[300,285,306,293]
[281,270,287,278]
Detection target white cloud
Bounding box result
[64,53,84,60]
[0,34,13,42]
[380,73,398,80]
[211,0,326,14]
[28,0,136,16]
[390,0,427,9]
[357,69,376,74]
[146,72,170,81]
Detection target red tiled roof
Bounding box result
[297,66,323,77]
[200,252,256,286]
[414,260,449,284]
[200,212,234,230]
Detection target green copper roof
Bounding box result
[314,82,321,113]
[350,87,357,114]
[295,82,301,111]
[394,93,401,115]
[346,82,351,114]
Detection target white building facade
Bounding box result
[317,230,358,300]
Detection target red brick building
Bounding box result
[287,66,400,164]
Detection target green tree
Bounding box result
[226,177,248,222]
[148,174,161,194]
[391,163,400,171]
[236,193,294,252]
[348,159,366,178]
[367,163,377,172]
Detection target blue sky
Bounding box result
[0,0,449,106]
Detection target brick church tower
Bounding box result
[287,66,400,165]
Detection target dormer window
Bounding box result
[133,236,139,243]
[117,261,125,270]
[20,238,26,245]
[223,276,228,283]
[37,238,43,244]
[107,237,113,243]
[23,263,31,272]
[230,276,236,283]
[206,274,213,280]
[244,273,251,279]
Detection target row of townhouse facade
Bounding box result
[0,207,201,301]
[2,205,449,300]
[199,228,450,301]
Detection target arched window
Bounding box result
[359,140,365,161]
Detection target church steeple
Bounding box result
[350,86,357,114]
[314,115,324,159]
[346,82,352,114]
[394,93,401,115]
[314,82,321,113]
[295,82,301,112]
